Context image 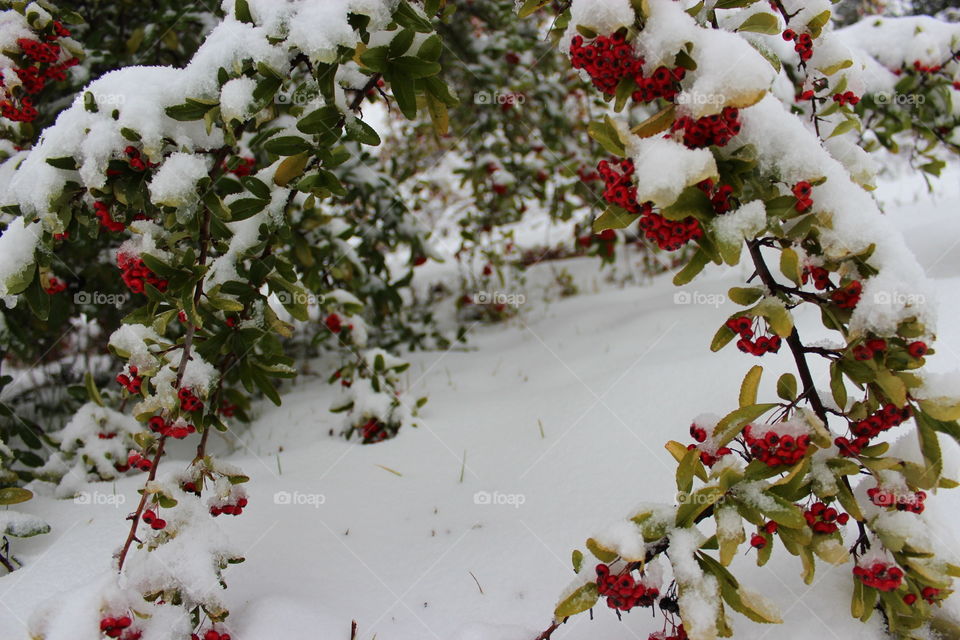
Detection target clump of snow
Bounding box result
[837,16,960,73]
[149,153,210,208]
[737,96,936,336]
[219,76,258,123]
[0,510,49,538]
[563,0,635,48]
[713,200,767,246]
[624,134,717,208]
[641,0,776,117]
[286,0,398,63]
[668,527,719,640]
[108,324,163,372]
[0,217,40,306]
[591,519,646,561]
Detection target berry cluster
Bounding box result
[1,24,78,123]
[598,157,644,214]
[867,487,926,514]
[44,276,67,294]
[687,423,732,467]
[358,418,391,443]
[803,501,850,534]
[904,586,941,606]
[637,211,702,251]
[99,614,140,640]
[792,181,813,213]
[94,201,126,232]
[782,29,813,62]
[192,629,232,640]
[141,508,167,531]
[123,145,157,172]
[227,156,256,177]
[830,280,862,310]
[597,158,703,251]
[726,317,783,357]
[696,179,735,214]
[126,451,153,472]
[117,252,168,294]
[210,495,248,517]
[836,404,913,456]
[178,387,204,413]
[569,33,684,103]
[852,338,888,361]
[116,366,142,394]
[17,38,60,64]
[670,108,741,149]
[854,562,903,592]
[743,424,810,466]
[832,91,860,106]
[912,60,943,74]
[801,265,830,290]
[147,416,196,440]
[325,313,343,334]
[595,564,660,611]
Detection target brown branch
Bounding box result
[747,239,829,425]
[116,435,167,571]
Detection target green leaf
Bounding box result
[85,371,104,407]
[345,118,381,146]
[673,249,710,286]
[711,324,737,352]
[585,537,618,563]
[390,56,441,79]
[915,411,943,487]
[554,582,599,617]
[389,28,416,57]
[779,248,801,285]
[394,0,433,32]
[46,156,77,170]
[714,403,778,448]
[874,368,907,407]
[776,374,797,402]
[165,99,215,122]
[737,13,781,35]
[229,198,269,221]
[234,0,254,24]
[806,10,831,39]
[728,287,763,306]
[750,490,806,529]
[587,118,626,156]
[739,365,762,408]
[518,0,551,18]
[719,580,783,623]
[830,362,848,409]
[630,104,677,138]
[593,207,638,233]
[661,185,714,222]
[297,106,343,141]
[391,72,418,119]
[264,136,312,156]
[274,152,310,187]
[829,118,860,139]
[0,487,33,505]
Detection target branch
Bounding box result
[746,239,829,425]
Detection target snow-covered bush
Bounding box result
[0,0,457,635]
[516,1,960,639]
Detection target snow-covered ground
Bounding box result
[3,166,960,639]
